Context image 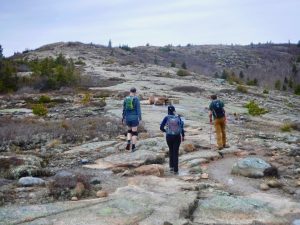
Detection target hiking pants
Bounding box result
[166,135,181,172]
[214,117,226,148]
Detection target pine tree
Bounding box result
[239,71,244,79]
[181,62,187,69]
[108,39,112,48]
[0,45,3,59]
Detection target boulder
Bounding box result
[53,171,77,188]
[260,183,270,191]
[84,150,165,170]
[89,177,101,185]
[134,164,164,177]
[18,177,45,187]
[96,190,108,198]
[193,195,287,224]
[182,143,196,153]
[267,179,282,188]
[71,197,78,201]
[231,157,271,178]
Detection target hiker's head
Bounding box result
[130,87,137,95]
[168,105,176,115]
[210,94,217,100]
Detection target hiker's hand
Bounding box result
[210,119,212,125]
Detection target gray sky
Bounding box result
[1,0,299,56]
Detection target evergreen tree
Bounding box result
[239,71,244,79]
[181,62,187,69]
[154,56,158,65]
[171,60,176,67]
[275,80,281,90]
[108,39,112,48]
[0,45,3,59]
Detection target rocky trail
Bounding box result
[1,43,300,224]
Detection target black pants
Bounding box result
[166,135,181,172]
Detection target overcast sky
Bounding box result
[1,0,299,56]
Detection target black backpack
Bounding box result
[211,100,225,118]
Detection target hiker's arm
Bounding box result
[181,120,185,141]
[136,98,142,121]
[122,100,126,120]
[160,117,168,132]
[209,111,213,124]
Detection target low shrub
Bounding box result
[81,93,91,105]
[177,69,190,76]
[245,100,268,116]
[38,95,51,103]
[32,104,48,116]
[280,123,292,132]
[263,89,269,94]
[236,85,248,93]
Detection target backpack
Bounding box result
[211,100,225,118]
[166,115,182,135]
[125,96,135,111]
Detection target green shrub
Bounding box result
[32,104,48,116]
[159,45,172,52]
[294,84,300,95]
[82,93,91,105]
[245,100,268,116]
[38,95,51,103]
[246,78,258,86]
[263,89,269,94]
[177,69,190,76]
[236,85,248,93]
[275,80,281,90]
[280,123,292,132]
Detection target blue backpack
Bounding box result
[211,100,225,118]
[166,115,182,135]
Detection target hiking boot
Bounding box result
[223,144,230,148]
[173,171,179,175]
[217,146,223,150]
[125,144,131,151]
[218,151,224,158]
[169,167,174,172]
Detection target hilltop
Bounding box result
[17,41,300,91]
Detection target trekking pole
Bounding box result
[209,123,212,150]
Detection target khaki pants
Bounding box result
[214,117,226,148]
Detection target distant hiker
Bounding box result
[160,105,185,174]
[209,94,229,157]
[122,87,142,152]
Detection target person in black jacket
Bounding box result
[160,105,185,174]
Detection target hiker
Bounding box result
[209,94,229,157]
[122,87,142,152]
[160,105,185,174]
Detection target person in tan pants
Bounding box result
[209,95,229,157]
